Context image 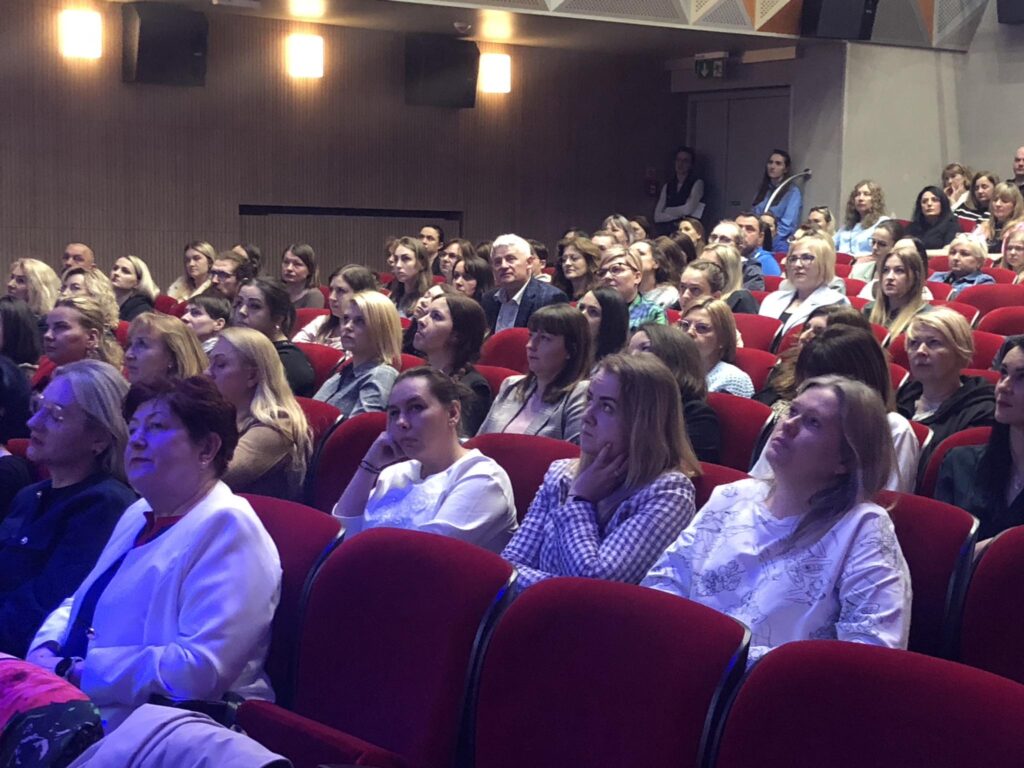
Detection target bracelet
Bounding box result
[359,460,382,475]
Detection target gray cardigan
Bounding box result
[476,376,588,444]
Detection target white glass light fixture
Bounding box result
[289,0,326,19]
[58,9,102,59]
[479,53,511,94]
[286,34,324,78]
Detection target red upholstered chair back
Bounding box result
[842,277,866,296]
[295,397,341,452]
[318,285,330,302]
[711,641,1024,768]
[399,353,425,371]
[958,218,978,233]
[293,529,515,768]
[733,313,782,352]
[748,289,769,305]
[6,438,48,480]
[834,262,851,277]
[889,333,909,369]
[977,305,1024,335]
[706,393,775,472]
[153,294,180,315]
[306,412,387,512]
[480,328,530,373]
[960,526,1024,684]
[834,251,854,265]
[732,347,777,392]
[294,307,330,331]
[470,578,749,768]
[889,362,910,392]
[377,272,394,286]
[693,463,749,509]
[241,494,341,708]
[474,364,519,396]
[982,266,1017,284]
[762,275,783,291]
[847,295,869,311]
[908,419,932,451]
[465,433,580,521]
[293,342,344,391]
[665,307,681,325]
[932,299,980,326]
[877,491,978,657]
[918,426,991,498]
[775,325,801,355]
[963,367,1000,384]
[114,320,130,349]
[928,280,954,299]
[929,255,951,271]
[957,284,1024,320]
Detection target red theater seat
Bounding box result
[733,313,782,351]
[918,426,992,499]
[977,305,1024,335]
[692,463,749,509]
[293,342,344,391]
[474,364,519,395]
[958,284,1024,319]
[733,347,777,392]
[295,397,341,452]
[306,412,386,512]
[480,328,530,373]
[707,393,774,472]
[294,308,329,332]
[153,294,181,315]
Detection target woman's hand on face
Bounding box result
[363,432,407,471]
[570,444,628,502]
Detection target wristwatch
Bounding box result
[54,656,83,680]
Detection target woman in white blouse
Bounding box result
[334,367,517,554]
[759,234,848,335]
[680,297,754,398]
[643,375,912,665]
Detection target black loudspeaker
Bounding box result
[998,0,1024,24]
[801,0,879,40]
[404,35,479,109]
[122,3,208,86]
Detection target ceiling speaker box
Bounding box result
[405,35,479,109]
[122,2,208,86]
[801,0,879,40]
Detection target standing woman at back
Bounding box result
[753,149,802,251]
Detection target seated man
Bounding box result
[481,234,568,332]
[736,211,782,278]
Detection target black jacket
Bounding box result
[458,366,493,438]
[684,398,720,465]
[935,444,1024,540]
[896,375,996,483]
[481,278,569,332]
[274,340,316,398]
[118,293,155,322]
[0,474,136,656]
[906,217,960,251]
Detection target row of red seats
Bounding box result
[235,499,1024,768]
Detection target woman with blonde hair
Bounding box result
[927,232,996,299]
[167,241,215,301]
[759,234,848,334]
[834,180,890,255]
[205,326,312,500]
[35,296,123,390]
[313,290,402,417]
[644,375,911,664]
[866,243,932,339]
[1000,222,1024,283]
[976,182,1024,255]
[8,258,61,330]
[124,313,206,385]
[110,255,160,321]
[60,266,119,331]
[806,206,836,240]
[698,243,759,314]
[681,296,754,398]
[503,352,700,589]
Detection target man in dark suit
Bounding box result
[481,234,569,332]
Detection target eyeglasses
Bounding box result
[679,319,714,335]
[786,254,816,265]
[595,264,637,279]
[209,270,235,280]
[30,395,66,424]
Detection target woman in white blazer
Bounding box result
[759,233,848,335]
[26,376,281,732]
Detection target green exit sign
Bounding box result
[695,58,726,79]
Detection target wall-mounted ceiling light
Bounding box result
[286,33,324,78]
[479,53,511,94]
[58,9,102,59]
[480,9,513,40]
[289,0,326,18]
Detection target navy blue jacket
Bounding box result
[0,474,136,656]
[481,278,569,331]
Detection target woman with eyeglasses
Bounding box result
[0,360,135,657]
[681,297,754,398]
[597,247,666,333]
[849,220,903,282]
[759,235,848,334]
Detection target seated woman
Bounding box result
[806,206,837,241]
[597,247,666,332]
[477,304,591,443]
[643,375,911,664]
[0,355,32,514]
[206,327,312,501]
[110,255,159,322]
[502,353,699,588]
[0,296,43,376]
[834,180,891,256]
[906,186,960,251]
[1,360,135,657]
[60,267,119,333]
[413,293,492,435]
[678,260,726,312]
[848,219,902,282]
[280,243,326,309]
[182,292,232,354]
[166,241,215,301]
[293,265,377,350]
[334,368,517,553]
[975,182,1024,255]
[124,313,207,385]
[942,162,972,213]
[631,239,680,310]
[937,337,1024,541]
[865,243,932,339]
[390,236,432,318]
[554,236,600,301]
[927,233,996,299]
[955,171,998,225]
[1000,222,1024,283]
[629,215,654,242]
[857,236,934,302]
[681,297,754,398]
[654,234,695,274]
[8,258,61,336]
[677,217,705,252]
[26,377,280,731]
[439,238,476,283]
[36,297,123,391]
[313,290,402,417]
[896,307,996,476]
[628,323,720,464]
[602,214,636,246]
[233,277,315,397]
[751,326,920,492]
[577,286,629,365]
[451,252,495,304]
[698,244,759,314]
[759,234,848,334]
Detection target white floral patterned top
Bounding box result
[641,478,911,664]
